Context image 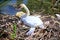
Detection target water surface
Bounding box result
[1,0,28,15]
[1,0,17,15]
[23,0,28,4]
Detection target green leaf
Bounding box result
[10,23,17,39]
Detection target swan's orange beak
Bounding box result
[16,11,25,17]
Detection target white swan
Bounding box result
[16,4,45,35]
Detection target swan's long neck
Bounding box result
[23,5,30,16]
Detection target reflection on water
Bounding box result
[1,0,28,15]
[1,0,17,15]
[0,0,3,2]
[23,0,28,4]
[1,5,18,15]
[8,0,17,5]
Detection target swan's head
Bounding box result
[19,3,26,8]
[16,11,25,17]
[16,3,30,16]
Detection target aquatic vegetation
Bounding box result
[17,0,23,5]
[0,0,60,15]
[0,0,10,8]
[26,0,60,15]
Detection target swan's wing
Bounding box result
[22,16,43,27]
[35,15,41,18]
[26,28,35,35]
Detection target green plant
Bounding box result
[17,0,23,5]
[17,0,60,15]
[27,0,59,15]
[10,23,17,39]
[0,0,10,9]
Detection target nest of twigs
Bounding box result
[0,13,60,40]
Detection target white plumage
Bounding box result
[21,16,44,28]
[56,14,60,20]
[16,4,45,35]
